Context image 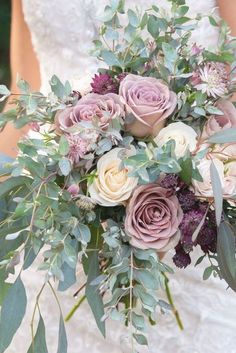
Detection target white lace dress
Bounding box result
[6,1,236,352]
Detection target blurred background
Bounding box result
[0,1,11,87]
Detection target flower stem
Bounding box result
[164,273,184,331]
[65,295,86,322]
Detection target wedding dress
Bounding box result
[6,1,236,352]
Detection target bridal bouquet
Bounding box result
[0,0,236,351]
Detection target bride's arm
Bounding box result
[0,0,41,157]
[218,0,236,35]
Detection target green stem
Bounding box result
[164,273,184,331]
[65,295,86,322]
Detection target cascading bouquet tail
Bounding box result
[0,0,236,351]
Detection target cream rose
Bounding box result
[224,161,236,197]
[88,148,138,206]
[192,157,236,199]
[119,74,177,138]
[154,122,198,158]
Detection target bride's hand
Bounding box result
[0,0,41,158]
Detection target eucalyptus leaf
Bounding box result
[217,220,236,291]
[85,251,106,337]
[100,50,122,67]
[59,136,70,156]
[27,314,48,353]
[0,85,11,102]
[58,262,76,291]
[0,176,32,199]
[57,315,68,353]
[59,158,71,176]
[208,128,236,144]
[0,276,27,353]
[210,161,223,226]
[133,333,148,346]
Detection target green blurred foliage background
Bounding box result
[0,1,11,87]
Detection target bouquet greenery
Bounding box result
[0,0,236,351]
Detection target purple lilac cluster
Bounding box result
[161,175,217,268]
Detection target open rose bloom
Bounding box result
[2,6,236,348]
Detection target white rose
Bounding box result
[192,157,236,199]
[154,122,198,158]
[88,148,138,206]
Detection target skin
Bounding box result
[0,0,236,157]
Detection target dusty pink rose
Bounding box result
[125,184,183,251]
[202,100,236,140]
[56,93,124,132]
[119,74,177,138]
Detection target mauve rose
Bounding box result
[119,74,177,138]
[56,93,124,132]
[125,184,183,251]
[202,100,236,140]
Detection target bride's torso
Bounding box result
[22,0,218,93]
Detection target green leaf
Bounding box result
[209,16,218,27]
[72,224,91,245]
[0,270,11,306]
[177,5,189,16]
[100,50,122,67]
[134,269,158,290]
[0,85,11,102]
[203,266,213,280]
[0,176,31,198]
[147,15,159,38]
[85,251,106,337]
[0,153,14,176]
[132,312,146,332]
[133,333,148,346]
[59,158,71,176]
[162,43,178,62]
[193,107,206,116]
[17,78,30,94]
[208,128,236,144]
[179,156,192,185]
[27,314,48,353]
[210,161,223,226]
[59,136,70,156]
[57,315,68,353]
[128,9,139,28]
[217,220,236,291]
[50,75,67,99]
[206,106,223,115]
[58,262,76,291]
[0,276,27,353]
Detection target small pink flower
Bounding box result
[125,184,183,251]
[66,134,88,165]
[191,43,202,56]
[67,184,80,197]
[29,122,40,132]
[192,62,229,98]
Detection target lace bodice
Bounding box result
[22,0,219,93]
[7,1,236,353]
